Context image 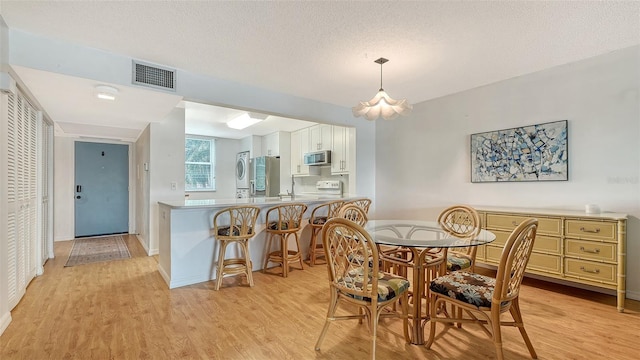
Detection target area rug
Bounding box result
[65,235,131,267]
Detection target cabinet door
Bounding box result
[290,129,309,175]
[331,126,348,174]
[310,124,332,151]
[262,132,279,157]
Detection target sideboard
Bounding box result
[475,207,627,312]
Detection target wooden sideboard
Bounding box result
[475,207,627,312]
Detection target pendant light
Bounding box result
[352,57,412,121]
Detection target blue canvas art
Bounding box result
[471,120,568,183]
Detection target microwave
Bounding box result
[304,150,331,166]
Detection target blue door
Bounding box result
[74,142,129,237]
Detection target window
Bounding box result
[185,136,215,191]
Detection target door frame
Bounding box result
[72,138,136,237]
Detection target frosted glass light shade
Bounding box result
[352,90,412,121]
[227,113,263,130]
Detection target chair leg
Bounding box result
[263,233,273,273]
[425,295,438,349]
[401,291,410,343]
[315,289,339,351]
[309,228,318,266]
[240,239,254,287]
[510,298,538,359]
[294,232,305,270]
[491,306,504,360]
[370,304,378,360]
[281,234,289,278]
[214,240,228,291]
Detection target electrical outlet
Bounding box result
[170,182,177,190]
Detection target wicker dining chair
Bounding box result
[308,200,345,266]
[315,218,410,360]
[426,218,539,360]
[341,197,372,214]
[437,205,481,272]
[263,203,308,278]
[212,205,261,290]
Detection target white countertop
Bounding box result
[159,195,359,209]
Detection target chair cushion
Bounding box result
[312,216,328,225]
[447,253,472,271]
[340,271,410,303]
[429,271,495,308]
[217,225,252,237]
[268,221,300,231]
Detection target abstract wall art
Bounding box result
[471,120,568,183]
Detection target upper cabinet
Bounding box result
[309,124,332,151]
[262,132,280,156]
[330,126,355,175]
[291,128,310,176]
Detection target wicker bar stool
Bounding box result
[263,203,308,277]
[308,200,345,266]
[212,205,261,290]
[341,198,372,214]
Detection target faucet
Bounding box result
[290,174,295,197]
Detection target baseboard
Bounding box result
[148,248,159,256]
[135,234,151,255]
[0,311,12,336]
[626,290,640,301]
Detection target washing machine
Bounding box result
[236,151,250,189]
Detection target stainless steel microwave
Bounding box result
[304,150,331,166]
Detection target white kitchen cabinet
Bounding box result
[261,132,279,157]
[331,126,354,175]
[290,128,309,175]
[309,124,332,151]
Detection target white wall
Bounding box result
[148,108,186,254]
[135,125,151,249]
[53,137,74,241]
[375,46,640,299]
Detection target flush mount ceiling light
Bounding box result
[352,57,412,121]
[226,113,264,130]
[95,85,119,101]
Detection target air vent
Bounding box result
[132,60,176,91]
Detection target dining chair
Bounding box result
[212,205,261,290]
[437,205,481,272]
[337,203,368,226]
[315,218,410,360]
[307,200,345,266]
[426,218,539,360]
[341,197,372,214]
[263,203,308,277]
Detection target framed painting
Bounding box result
[470,120,568,183]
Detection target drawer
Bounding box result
[490,230,560,255]
[527,253,561,274]
[564,258,616,284]
[475,244,486,261]
[565,220,616,242]
[485,245,502,264]
[565,239,616,262]
[486,213,561,236]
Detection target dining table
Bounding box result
[365,219,496,345]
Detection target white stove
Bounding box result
[313,180,343,197]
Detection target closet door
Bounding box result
[5,91,39,310]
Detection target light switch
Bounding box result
[170,182,177,190]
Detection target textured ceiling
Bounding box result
[1,1,639,139]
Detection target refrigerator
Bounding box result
[249,156,280,197]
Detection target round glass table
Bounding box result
[365,220,496,344]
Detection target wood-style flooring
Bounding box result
[1,234,639,359]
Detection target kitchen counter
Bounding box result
[157,195,361,289]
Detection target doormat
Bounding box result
[65,235,131,267]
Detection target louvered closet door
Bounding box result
[6,91,39,310]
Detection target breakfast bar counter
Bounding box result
[157,196,359,289]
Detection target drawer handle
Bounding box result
[511,221,518,226]
[579,227,600,234]
[580,266,600,274]
[579,246,600,254]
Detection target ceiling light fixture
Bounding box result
[352,57,412,121]
[227,113,263,130]
[95,85,119,101]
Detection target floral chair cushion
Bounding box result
[217,225,253,236]
[339,271,410,303]
[312,216,328,225]
[267,221,300,231]
[429,271,497,308]
[447,253,472,271]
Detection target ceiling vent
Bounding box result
[132,60,176,91]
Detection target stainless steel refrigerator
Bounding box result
[249,156,280,197]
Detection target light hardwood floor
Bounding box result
[1,234,639,359]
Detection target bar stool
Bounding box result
[342,198,372,214]
[308,200,345,266]
[212,205,261,290]
[263,203,308,277]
